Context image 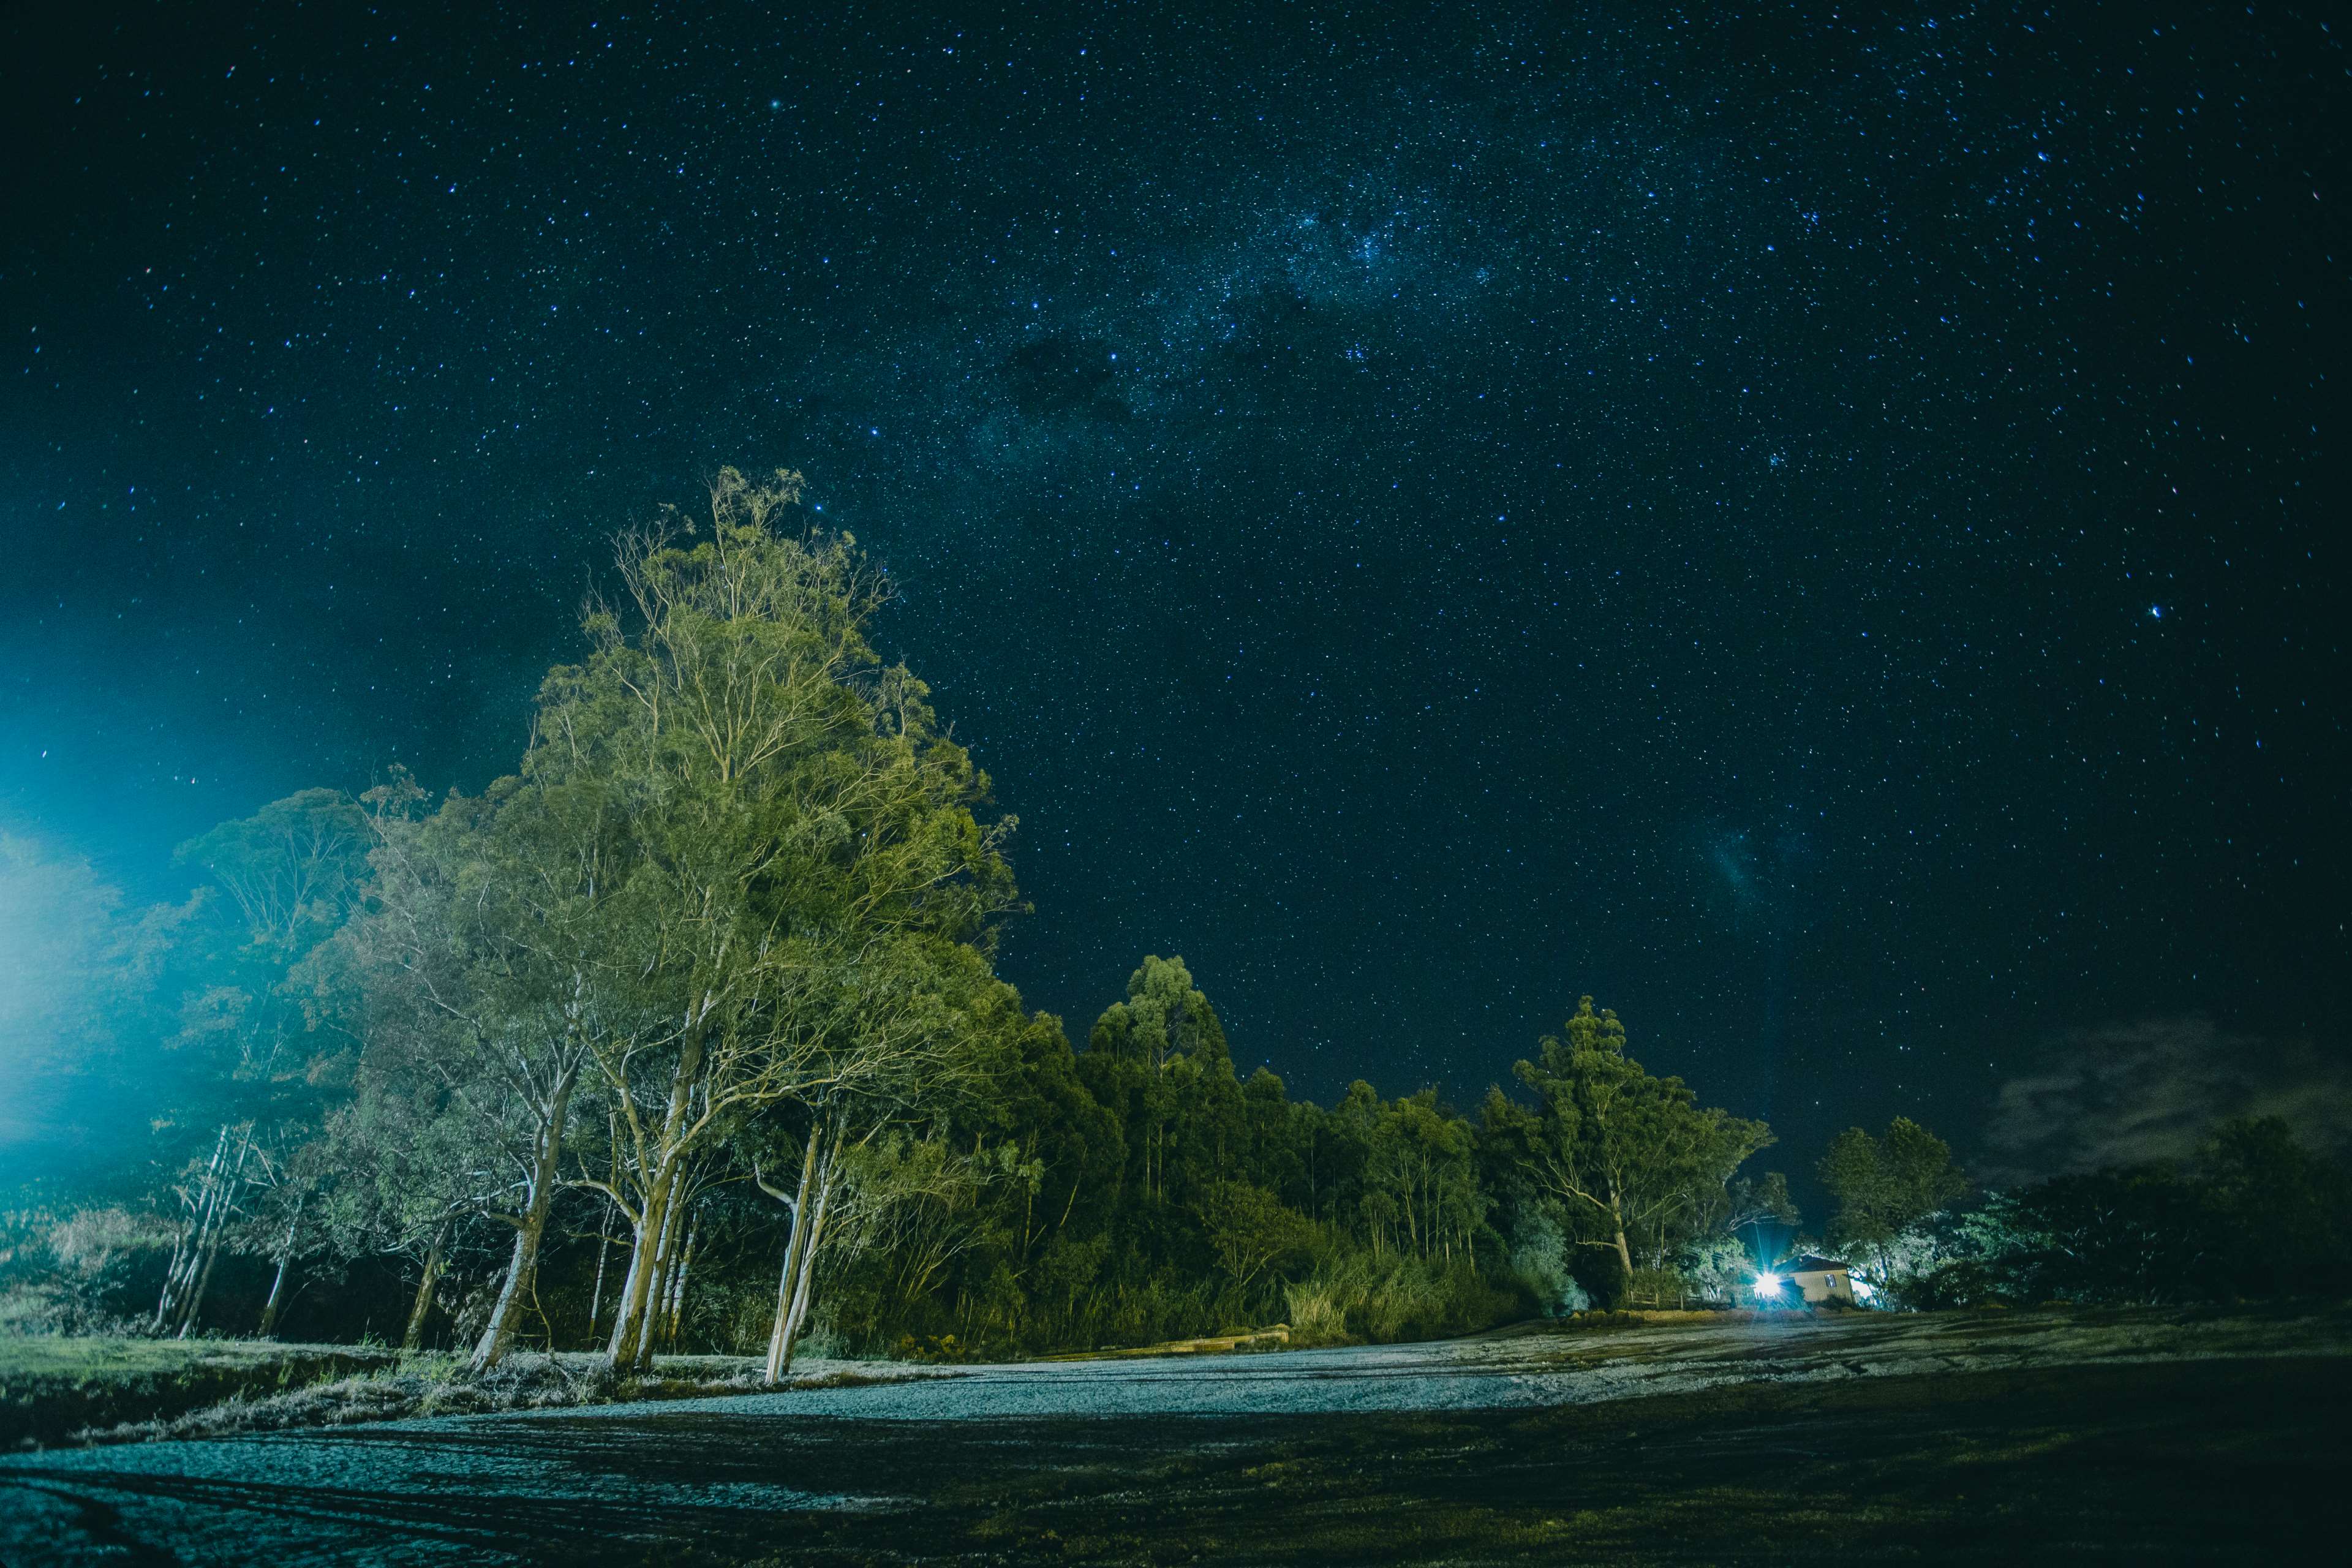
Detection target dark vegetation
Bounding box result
[5,469,2344,1433]
[1868,1114,2352,1310]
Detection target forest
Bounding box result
[4,471,2343,1380]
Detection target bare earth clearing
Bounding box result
[2,1305,2345,1565]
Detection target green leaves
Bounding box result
[1497,996,1773,1277]
[1818,1117,1968,1259]
[1195,1180,1316,1291]
[175,789,370,958]
[1088,956,1227,1071]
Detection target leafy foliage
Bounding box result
[1817,1117,1970,1287]
[9,469,1811,1365]
[1480,998,1773,1306]
[1850,1117,2350,1309]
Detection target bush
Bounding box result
[1280,1275,1351,1344]
[1569,1245,1630,1310]
[1507,1213,1591,1316]
[1848,1120,2352,1310]
[0,1205,174,1337]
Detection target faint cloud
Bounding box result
[1981,1017,2352,1185]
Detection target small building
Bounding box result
[1774,1254,1859,1306]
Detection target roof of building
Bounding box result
[1776,1254,1852,1275]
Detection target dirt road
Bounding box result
[3,1305,2345,1565]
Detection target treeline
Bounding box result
[7,470,2337,1374]
[2,470,1797,1371]
[1822,1115,2352,1309]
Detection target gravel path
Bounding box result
[3,1305,2342,1566]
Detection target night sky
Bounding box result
[5,4,2346,1180]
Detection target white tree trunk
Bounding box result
[258,1191,307,1339]
[470,1068,576,1373]
[155,1127,230,1333]
[172,1128,253,1339]
[776,1155,839,1379]
[608,1028,706,1372]
[762,1129,826,1384]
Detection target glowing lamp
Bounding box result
[1754,1272,1781,1294]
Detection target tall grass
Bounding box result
[1283,1250,1529,1347]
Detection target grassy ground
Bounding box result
[3,1313,1455,1449]
[0,1338,894,1450]
[448,1355,2352,1563]
[7,1352,2339,1564]
[3,1307,2345,1563]
[843,1357,2351,1565]
[0,1336,400,1449]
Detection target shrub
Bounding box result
[0,1205,174,1337]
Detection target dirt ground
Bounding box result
[2,1304,2345,1564]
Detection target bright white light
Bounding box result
[1754,1273,1781,1295]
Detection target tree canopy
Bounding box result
[42,466,2218,1363]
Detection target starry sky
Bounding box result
[4,3,2346,1177]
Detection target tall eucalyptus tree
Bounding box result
[1490,998,1773,1286]
[534,468,1017,1373]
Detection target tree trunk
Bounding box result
[470,1067,578,1374]
[157,1126,246,1335]
[404,1232,449,1354]
[602,1216,645,1359]
[154,1127,228,1332]
[175,1128,253,1339]
[663,1224,698,1350]
[636,1188,688,1361]
[776,1128,851,1373]
[606,1161,677,1373]
[608,1025,706,1372]
[258,1191,307,1339]
[586,1205,614,1344]
[258,1253,293,1340]
[403,1227,448,1352]
[178,1224,226,1341]
[776,1147,842,1379]
[763,1130,825,1385]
